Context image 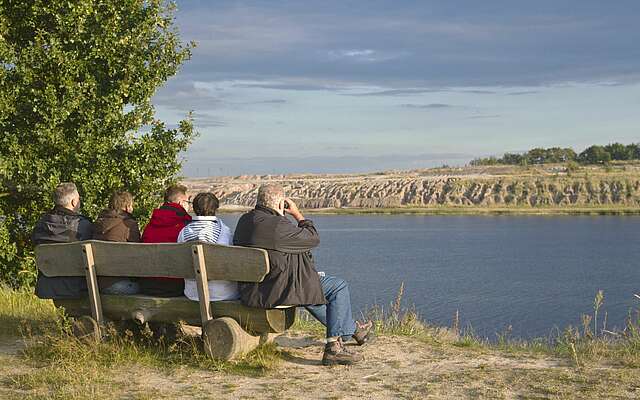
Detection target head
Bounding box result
[164,184,189,211]
[108,190,134,214]
[53,182,80,212]
[256,184,285,214]
[192,192,219,216]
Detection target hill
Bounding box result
[183,162,640,214]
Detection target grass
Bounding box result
[0,286,283,399]
[294,284,640,369]
[0,286,59,337]
[2,285,640,398]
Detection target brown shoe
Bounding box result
[322,338,364,366]
[352,320,376,346]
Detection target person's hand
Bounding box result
[284,198,304,221]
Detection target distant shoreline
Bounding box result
[193,162,640,216]
[219,205,640,216]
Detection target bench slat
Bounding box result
[35,241,269,282]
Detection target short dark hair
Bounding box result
[108,190,133,211]
[164,184,188,203]
[192,192,219,216]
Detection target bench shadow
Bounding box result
[280,351,323,366]
[275,335,324,366]
[274,335,323,349]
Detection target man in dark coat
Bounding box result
[93,190,141,294]
[32,182,94,299]
[139,184,192,296]
[234,184,374,366]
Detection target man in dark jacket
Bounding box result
[32,182,94,299]
[234,184,373,366]
[139,184,192,296]
[94,190,141,294]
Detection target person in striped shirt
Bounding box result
[177,192,239,301]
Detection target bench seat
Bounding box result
[54,295,295,334]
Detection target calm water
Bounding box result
[220,214,640,339]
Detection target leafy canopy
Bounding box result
[471,143,639,167]
[0,0,196,287]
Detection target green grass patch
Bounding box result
[0,286,60,337]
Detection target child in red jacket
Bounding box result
[139,184,192,297]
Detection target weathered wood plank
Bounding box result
[200,243,269,282]
[81,243,104,328]
[54,295,296,334]
[37,241,193,277]
[36,241,270,282]
[192,244,212,325]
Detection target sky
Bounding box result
[151,0,640,177]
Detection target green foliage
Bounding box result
[605,143,634,161]
[578,145,612,164]
[471,143,640,167]
[0,0,196,288]
[471,147,577,166]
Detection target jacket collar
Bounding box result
[159,202,188,216]
[255,205,281,216]
[99,209,134,219]
[52,205,79,216]
[192,215,218,221]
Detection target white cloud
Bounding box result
[326,49,408,63]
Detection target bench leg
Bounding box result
[202,317,261,361]
[71,316,101,342]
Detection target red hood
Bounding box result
[147,208,188,227]
[142,203,191,243]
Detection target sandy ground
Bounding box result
[1,332,639,399]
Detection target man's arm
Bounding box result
[273,199,320,253]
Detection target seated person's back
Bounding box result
[177,192,239,301]
[33,182,93,299]
[93,190,141,294]
[139,184,192,296]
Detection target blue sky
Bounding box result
[152,1,640,176]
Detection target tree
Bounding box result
[628,143,640,160]
[501,153,523,165]
[578,146,612,164]
[0,1,196,288]
[604,143,633,161]
[525,148,547,164]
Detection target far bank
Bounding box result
[186,162,640,215]
[220,205,640,216]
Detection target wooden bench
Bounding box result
[35,240,295,360]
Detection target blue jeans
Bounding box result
[305,275,357,340]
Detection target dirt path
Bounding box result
[117,333,640,399]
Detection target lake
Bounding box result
[220,213,640,339]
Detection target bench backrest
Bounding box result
[35,240,269,282]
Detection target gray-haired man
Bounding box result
[32,182,94,299]
[233,183,374,365]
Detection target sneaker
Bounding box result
[322,338,364,366]
[352,320,376,346]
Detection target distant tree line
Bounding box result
[470,143,640,166]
